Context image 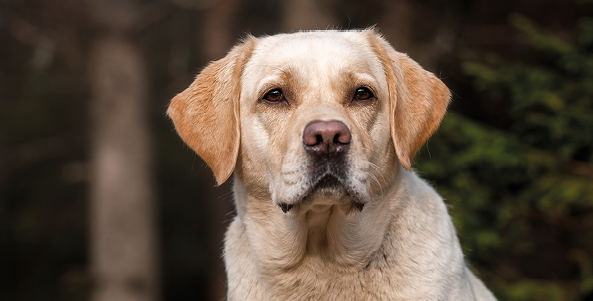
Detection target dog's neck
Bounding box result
[233,169,405,273]
[229,168,474,300]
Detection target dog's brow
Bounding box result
[267,65,291,77]
[251,64,291,75]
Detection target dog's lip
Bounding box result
[285,173,365,206]
[305,172,353,199]
[312,174,343,190]
[276,163,367,213]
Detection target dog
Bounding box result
[168,29,497,301]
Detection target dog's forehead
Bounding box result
[256,31,372,60]
[244,31,384,92]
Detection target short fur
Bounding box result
[168,29,497,301]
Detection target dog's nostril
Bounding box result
[334,132,350,145]
[316,134,324,145]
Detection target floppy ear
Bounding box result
[367,31,451,171]
[167,37,256,185]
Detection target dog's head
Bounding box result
[168,29,450,214]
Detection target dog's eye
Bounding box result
[263,89,285,103]
[354,87,374,101]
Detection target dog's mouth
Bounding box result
[276,147,368,214]
[277,172,365,213]
[313,174,342,191]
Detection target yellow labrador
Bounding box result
[168,29,497,301]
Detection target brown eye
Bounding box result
[354,87,373,101]
[263,89,285,103]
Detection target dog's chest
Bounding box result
[226,233,426,301]
[224,218,396,300]
[264,266,395,301]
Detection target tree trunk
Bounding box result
[282,0,337,32]
[88,22,159,301]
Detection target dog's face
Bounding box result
[238,32,394,212]
[168,30,450,214]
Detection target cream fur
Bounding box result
[168,29,497,301]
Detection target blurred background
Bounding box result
[1,0,592,300]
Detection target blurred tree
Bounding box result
[0,1,91,300]
[201,0,242,60]
[417,12,593,301]
[378,0,457,69]
[282,0,337,31]
[88,0,159,300]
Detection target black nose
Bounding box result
[302,120,351,155]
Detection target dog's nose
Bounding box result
[303,120,351,155]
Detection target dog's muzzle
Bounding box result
[277,120,364,213]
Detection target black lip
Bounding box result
[304,172,351,201]
[278,203,294,213]
[313,174,342,190]
[289,170,365,209]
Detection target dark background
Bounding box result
[1,0,593,300]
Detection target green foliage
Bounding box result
[503,280,568,301]
[417,13,593,301]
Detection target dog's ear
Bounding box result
[167,37,256,185]
[367,31,451,171]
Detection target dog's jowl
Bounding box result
[168,29,497,301]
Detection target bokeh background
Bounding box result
[1,0,593,300]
